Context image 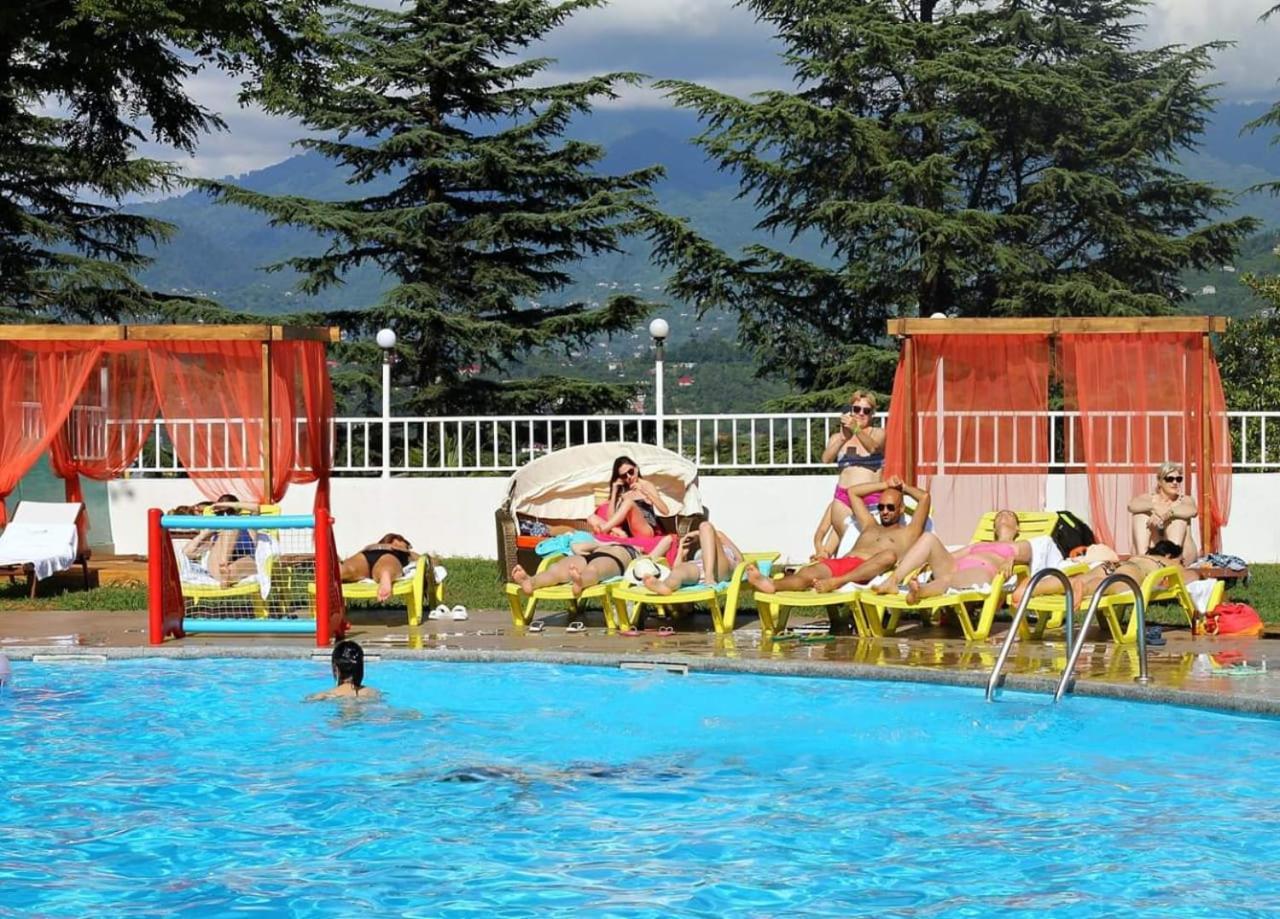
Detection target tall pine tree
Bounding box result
[0,1,320,321]
[642,0,1256,395]
[208,0,662,414]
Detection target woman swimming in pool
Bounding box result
[812,390,886,559]
[588,455,671,538]
[511,534,675,599]
[338,534,427,602]
[307,640,381,702]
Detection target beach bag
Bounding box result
[1051,511,1096,558]
[1200,602,1264,638]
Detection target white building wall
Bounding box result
[108,473,1280,563]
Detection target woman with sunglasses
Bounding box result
[1128,461,1198,562]
[812,390,887,559]
[588,455,671,538]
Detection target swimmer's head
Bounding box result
[331,640,365,687]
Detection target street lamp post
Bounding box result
[376,328,397,478]
[649,317,669,448]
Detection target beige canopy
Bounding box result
[504,442,702,522]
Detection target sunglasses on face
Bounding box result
[620,468,637,478]
[879,503,898,513]
[850,406,874,416]
[1164,475,1183,484]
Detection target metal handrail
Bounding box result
[1053,573,1151,702]
[985,568,1075,702]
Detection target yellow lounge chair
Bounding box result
[183,553,276,618]
[1023,564,1221,644]
[608,551,780,634]
[333,560,443,627]
[504,553,623,630]
[753,583,867,636]
[855,511,1062,641]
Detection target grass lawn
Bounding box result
[1,560,1277,627]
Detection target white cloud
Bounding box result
[1143,0,1280,99]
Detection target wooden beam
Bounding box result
[0,325,124,340]
[271,325,342,342]
[886,316,1228,336]
[261,342,274,501]
[903,338,917,484]
[124,325,274,341]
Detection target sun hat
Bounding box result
[1082,544,1120,565]
[623,558,670,588]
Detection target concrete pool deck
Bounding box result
[3,606,1279,716]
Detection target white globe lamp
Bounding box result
[376,328,397,350]
[648,317,669,342]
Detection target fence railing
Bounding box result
[88,410,1280,476]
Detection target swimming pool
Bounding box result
[3,658,1279,916]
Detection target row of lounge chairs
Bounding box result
[506,512,1224,643]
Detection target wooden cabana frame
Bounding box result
[886,316,1227,552]
[0,324,339,513]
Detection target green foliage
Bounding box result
[1217,238,1280,410]
[0,0,321,320]
[205,0,667,414]
[643,0,1257,393]
[1247,4,1280,196]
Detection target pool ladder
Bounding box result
[986,571,1151,703]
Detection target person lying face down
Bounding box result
[746,475,932,595]
[872,509,1035,602]
[338,534,426,602]
[510,533,675,599]
[1007,539,1200,608]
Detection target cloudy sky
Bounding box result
[155,0,1280,180]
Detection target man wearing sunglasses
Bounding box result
[747,474,932,597]
[1127,461,1198,563]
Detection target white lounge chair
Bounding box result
[0,501,91,597]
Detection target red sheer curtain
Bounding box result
[148,341,268,503]
[0,342,103,524]
[49,345,160,544]
[884,334,1050,544]
[1061,333,1230,552]
[271,341,334,510]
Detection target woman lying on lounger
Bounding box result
[588,455,671,538]
[1007,539,1200,607]
[338,534,425,602]
[511,534,674,598]
[641,522,744,595]
[874,509,1034,601]
[181,494,263,586]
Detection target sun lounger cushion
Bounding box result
[0,513,80,582]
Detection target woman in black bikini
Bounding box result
[511,535,673,599]
[338,533,422,602]
[588,456,671,538]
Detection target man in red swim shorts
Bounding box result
[746,476,932,595]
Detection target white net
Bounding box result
[169,515,318,626]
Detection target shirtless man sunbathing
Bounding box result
[1007,539,1200,607]
[874,509,1033,602]
[746,476,931,594]
[511,534,674,598]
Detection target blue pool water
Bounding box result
[3,659,1280,917]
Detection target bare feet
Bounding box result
[568,566,584,598]
[377,572,394,602]
[512,564,534,596]
[873,576,900,595]
[813,577,843,593]
[644,575,674,596]
[745,564,776,594]
[905,578,921,605]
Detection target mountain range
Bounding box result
[129,102,1280,323]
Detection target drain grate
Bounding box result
[619,661,689,675]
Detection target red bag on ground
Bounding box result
[1201,602,1265,637]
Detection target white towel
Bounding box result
[0,523,79,582]
[1186,579,1220,614]
[1028,535,1063,573]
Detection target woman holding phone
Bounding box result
[812,390,887,559]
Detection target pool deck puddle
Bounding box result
[3,608,1279,714]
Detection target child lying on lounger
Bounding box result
[512,534,674,598]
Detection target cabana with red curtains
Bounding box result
[0,325,338,524]
[881,317,1231,555]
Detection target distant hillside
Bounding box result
[128,102,1280,318]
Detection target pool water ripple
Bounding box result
[4,659,1280,917]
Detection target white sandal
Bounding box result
[427,604,449,620]
[450,604,469,621]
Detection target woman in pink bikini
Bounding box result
[812,390,886,559]
[872,510,1033,602]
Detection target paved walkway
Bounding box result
[3,607,1278,715]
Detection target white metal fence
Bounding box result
[79,410,1280,475]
